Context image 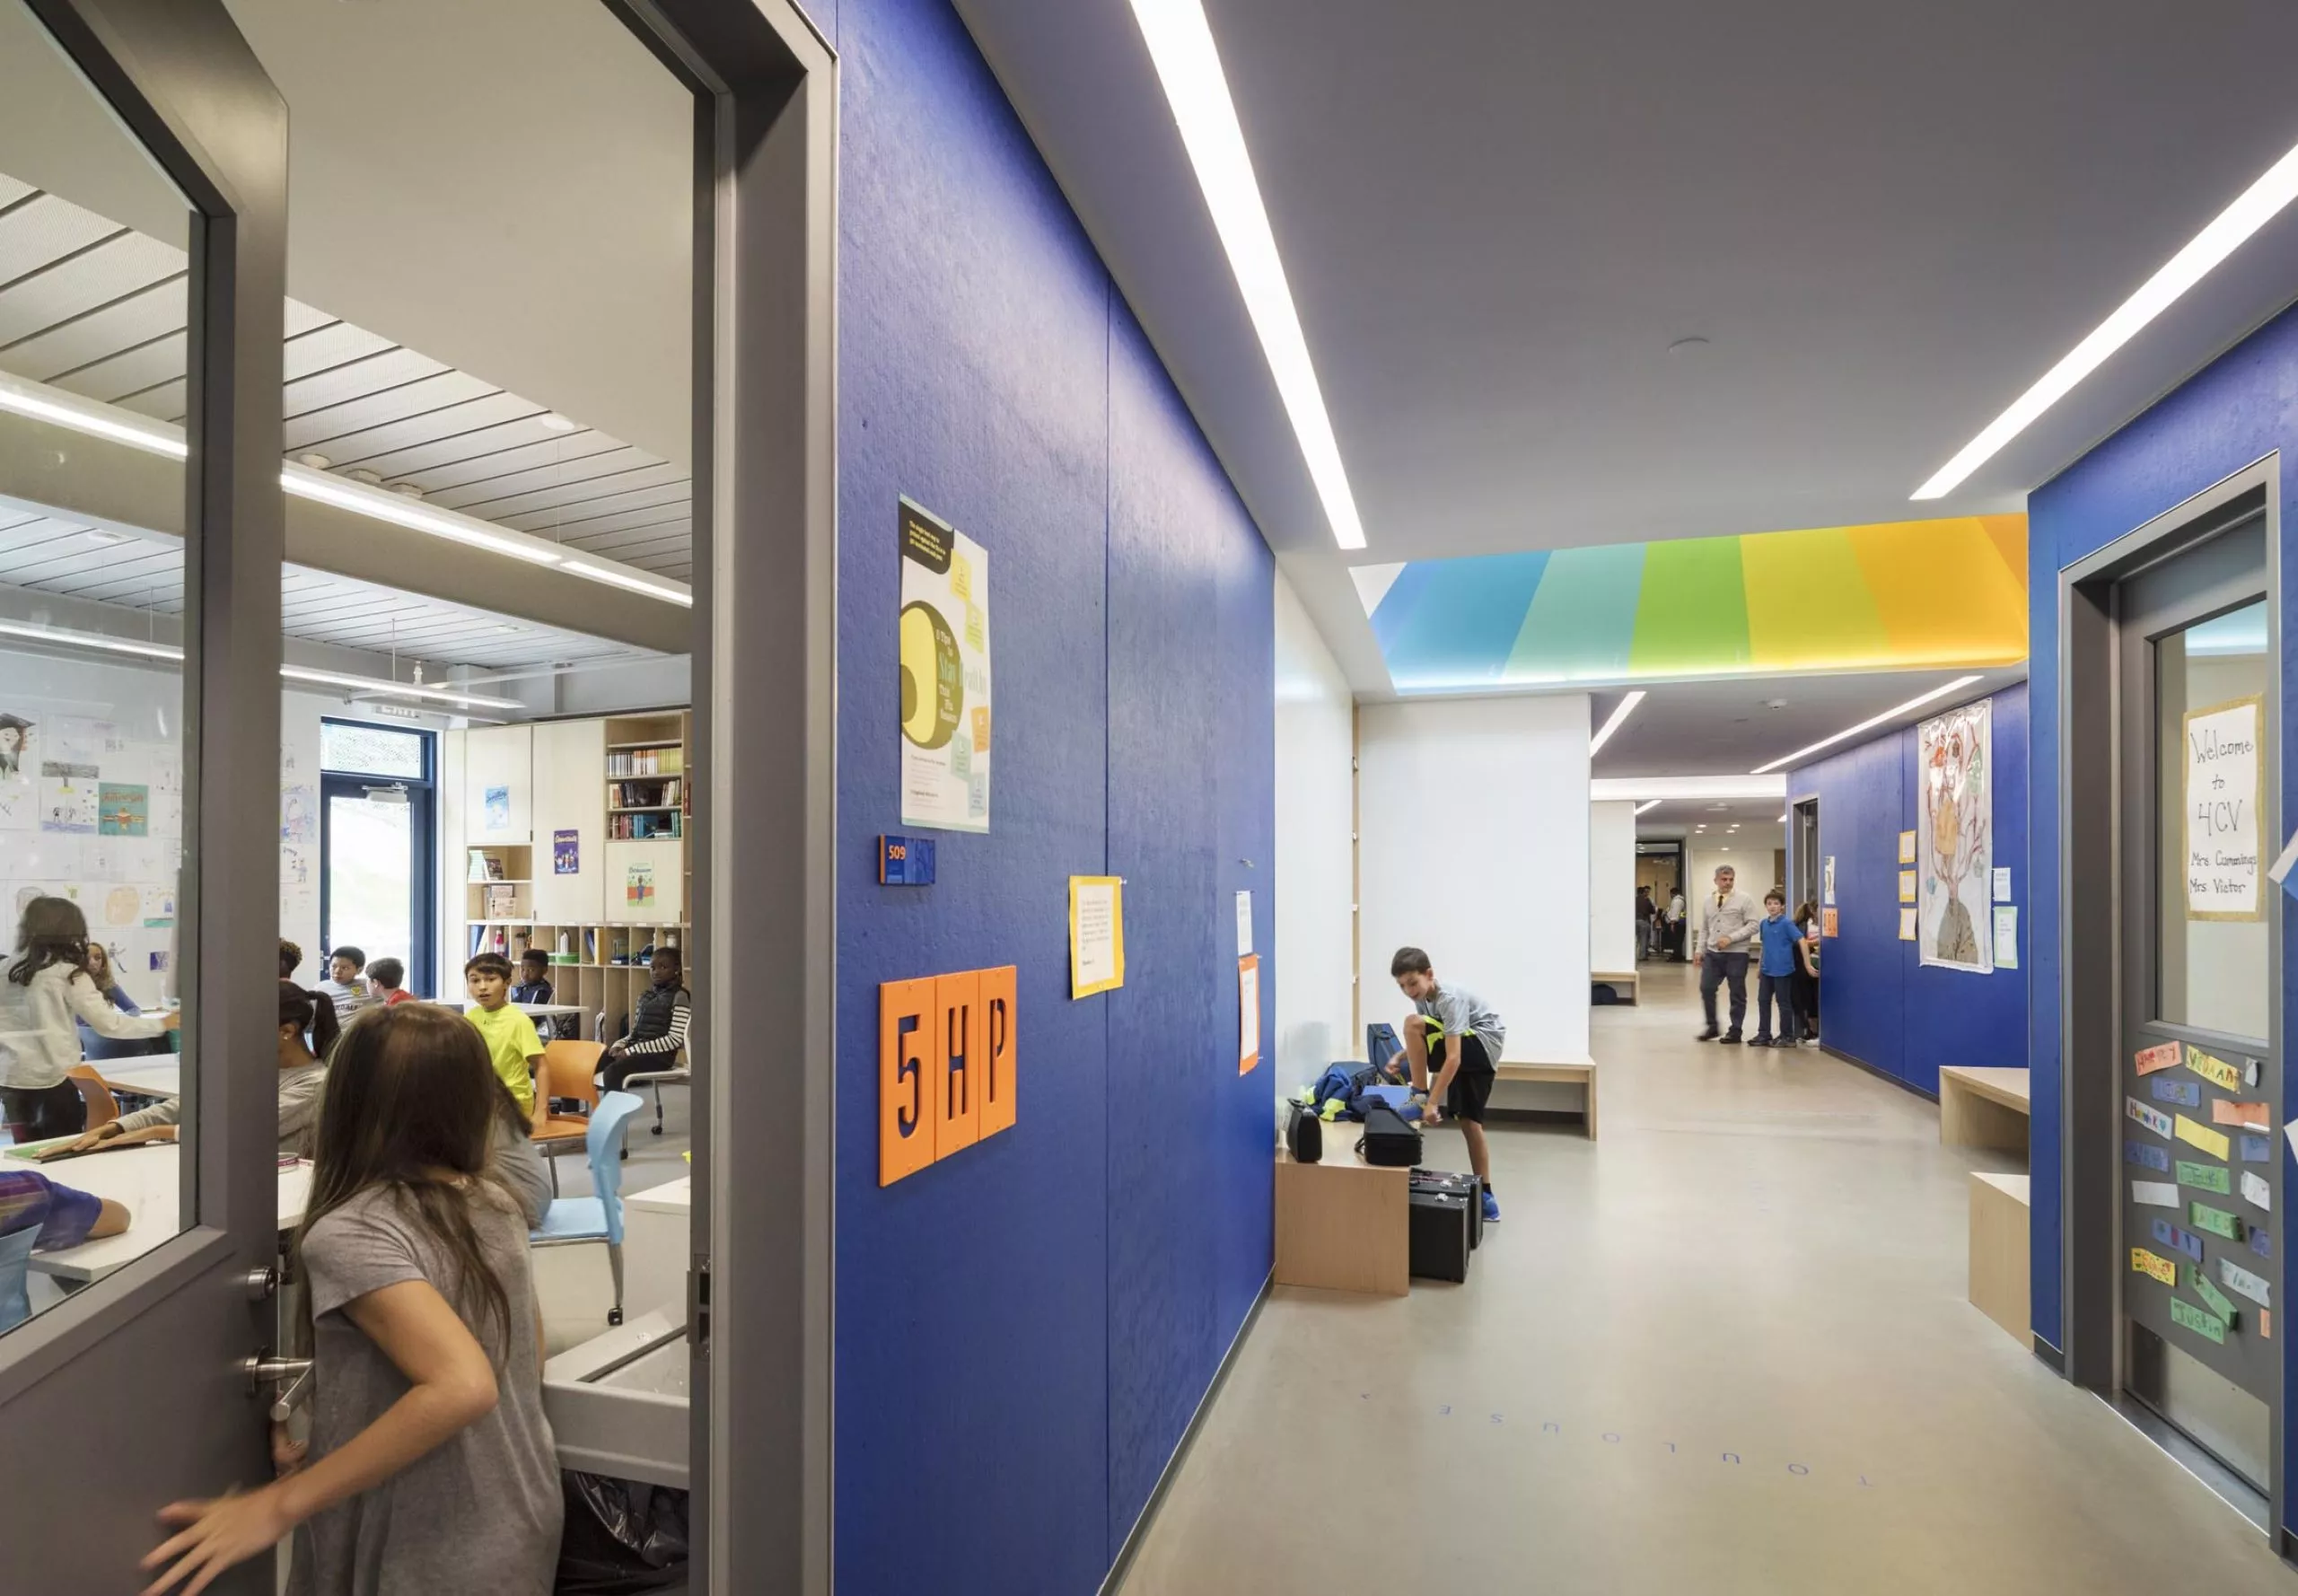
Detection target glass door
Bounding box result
[318,722,433,995]
[2117,515,2278,1493]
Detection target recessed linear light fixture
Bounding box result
[0,372,692,608]
[1750,675,1983,776]
[1913,139,2298,500]
[1127,0,1368,551]
[1589,689,1646,755]
[1633,798,1662,816]
[0,616,523,709]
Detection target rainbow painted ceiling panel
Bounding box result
[1355,515,2027,691]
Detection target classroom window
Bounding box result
[316,719,435,996]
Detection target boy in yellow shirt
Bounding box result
[465,952,546,1128]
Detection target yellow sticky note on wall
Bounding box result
[2186,1048,2242,1092]
[2173,1114,2232,1161]
[2130,1247,2179,1285]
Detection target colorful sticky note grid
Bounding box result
[2176,1160,2231,1195]
[2151,1077,2201,1107]
[2250,1228,2273,1261]
[2171,1297,2229,1345]
[2126,1141,2171,1172]
[2241,1135,2273,1163]
[2190,1202,2244,1241]
[2134,1040,2183,1076]
[2130,1247,2179,1285]
[2132,1180,2180,1207]
[2220,1257,2272,1309]
[2188,1267,2241,1326]
[2173,1114,2231,1160]
[2241,1171,2272,1213]
[2127,1098,2174,1137]
[2186,1048,2242,1092]
[2153,1218,2205,1261]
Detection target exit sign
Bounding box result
[879,834,936,886]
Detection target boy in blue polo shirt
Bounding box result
[1750,890,1806,1048]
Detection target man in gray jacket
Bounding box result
[1697,864,1759,1044]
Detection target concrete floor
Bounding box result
[1116,962,2297,1595]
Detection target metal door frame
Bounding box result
[0,0,287,1583]
[2060,452,2284,1539]
[603,2,838,1589]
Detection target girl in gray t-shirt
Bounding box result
[143,1004,559,1596]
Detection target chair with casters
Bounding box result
[66,1065,118,1131]
[619,1054,690,1137]
[0,1225,39,1333]
[529,1090,643,1329]
[531,1040,603,1195]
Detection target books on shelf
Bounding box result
[484,884,520,919]
[610,811,681,840]
[608,746,684,776]
[467,848,507,883]
[610,777,682,809]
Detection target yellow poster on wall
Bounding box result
[1069,875,1125,998]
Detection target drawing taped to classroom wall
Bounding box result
[1916,698,1992,973]
[0,713,29,778]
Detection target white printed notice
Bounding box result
[1069,876,1125,999]
[2185,695,2263,921]
[899,497,993,833]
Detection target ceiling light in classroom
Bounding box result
[1750,675,1983,775]
[1127,0,1368,550]
[1588,689,1646,755]
[1634,799,1662,815]
[0,372,186,459]
[0,617,180,660]
[279,665,524,711]
[1913,139,2298,499]
[559,559,695,607]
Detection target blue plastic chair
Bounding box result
[0,1224,40,1334]
[530,1090,642,1327]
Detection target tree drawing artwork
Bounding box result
[1918,701,1992,973]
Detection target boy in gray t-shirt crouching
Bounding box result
[1390,945,1505,1223]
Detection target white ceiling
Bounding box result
[1589,669,2020,778]
[953,0,2298,690]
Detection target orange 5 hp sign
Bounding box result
[880,967,1017,1186]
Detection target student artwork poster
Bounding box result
[898,497,993,833]
[1916,697,1992,973]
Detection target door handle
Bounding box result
[241,1355,315,1421]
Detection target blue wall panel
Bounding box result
[1787,685,2030,1097]
[832,3,1276,1590]
[2030,300,2298,1512]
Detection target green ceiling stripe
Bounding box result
[1630,536,1750,674]
[1507,541,1646,681]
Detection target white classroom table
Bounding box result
[426,1000,590,1022]
[623,1174,691,1321]
[92,1058,181,1101]
[13,1143,311,1284]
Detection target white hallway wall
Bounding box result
[1358,694,1592,1065]
[1589,799,1637,974]
[1274,572,1356,1088]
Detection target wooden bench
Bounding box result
[1969,1171,2030,1347]
[1489,1061,1598,1139]
[1937,1065,2030,1155]
[1275,1121,1408,1296]
[1591,969,1638,1004]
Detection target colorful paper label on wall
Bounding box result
[2188,1267,2240,1325]
[2189,1202,2243,1241]
[2171,1297,2229,1345]
[2250,1228,2273,1261]
[2131,1180,2180,1208]
[2185,1048,2242,1092]
[2176,1160,2230,1195]
[2173,1114,2230,1159]
[2240,1135,2273,1163]
[2125,1141,2171,1171]
[2127,1098,2174,1137]
[2220,1256,2272,1308]
[899,497,994,835]
[2130,1247,2179,1285]
[2134,1040,2183,1075]
[2153,1219,2205,1261]
[2213,1099,2269,1128]
[2151,1078,2201,1107]
[2241,1171,2272,1213]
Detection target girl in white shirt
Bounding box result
[0,896,176,1142]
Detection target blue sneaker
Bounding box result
[1482,1190,1501,1223]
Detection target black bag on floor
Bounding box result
[1410,1169,1482,1250]
[1285,1100,1321,1163]
[1355,1102,1422,1167]
[1408,1189,1472,1283]
[556,1471,689,1594]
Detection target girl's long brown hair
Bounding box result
[9,895,91,987]
[295,1003,515,1358]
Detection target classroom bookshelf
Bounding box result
[455,709,693,1040]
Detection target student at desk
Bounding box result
[601,945,689,1093]
[0,1168,129,1329]
[464,953,546,1130]
[0,897,177,1143]
[76,942,170,1063]
[58,982,338,1159]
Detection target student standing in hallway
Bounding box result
[1750,890,1806,1048]
[1697,864,1759,1043]
[1390,946,1504,1223]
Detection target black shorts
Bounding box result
[1429,1033,1496,1123]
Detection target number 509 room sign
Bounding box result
[2185,694,2264,923]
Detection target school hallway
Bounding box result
[1112,961,2292,1596]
